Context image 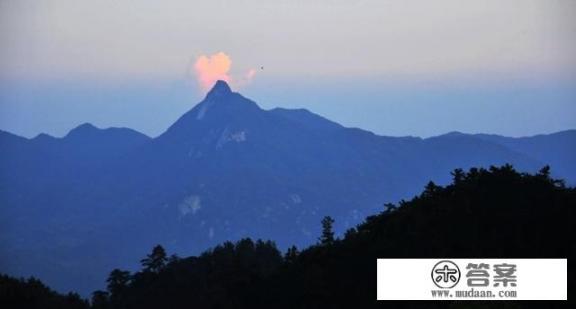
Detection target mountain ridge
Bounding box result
[0,80,575,295]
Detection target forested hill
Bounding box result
[2,165,574,308]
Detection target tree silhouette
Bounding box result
[319,216,335,245]
[451,168,465,184]
[140,244,167,273]
[538,165,551,178]
[167,254,180,265]
[383,202,397,214]
[106,268,130,308]
[106,269,130,293]
[284,245,299,263]
[90,290,109,309]
[423,180,440,197]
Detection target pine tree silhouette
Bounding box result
[319,216,335,245]
[140,245,168,273]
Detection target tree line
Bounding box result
[1,165,574,308]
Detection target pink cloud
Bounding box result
[194,52,232,92]
[194,52,257,92]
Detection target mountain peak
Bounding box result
[70,123,98,133]
[65,123,100,138]
[206,80,232,98]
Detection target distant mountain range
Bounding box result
[1,80,575,295]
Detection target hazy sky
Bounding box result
[0,0,575,138]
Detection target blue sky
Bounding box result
[0,0,575,138]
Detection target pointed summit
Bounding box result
[189,79,259,120]
[206,80,232,98]
[159,79,262,139]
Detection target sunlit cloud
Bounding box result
[193,52,257,92]
[194,52,232,91]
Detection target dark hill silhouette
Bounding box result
[0,274,88,309]
[99,166,574,309]
[0,81,575,295]
[4,165,570,308]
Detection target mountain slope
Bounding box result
[0,81,573,295]
[93,166,576,309]
[473,130,576,183]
